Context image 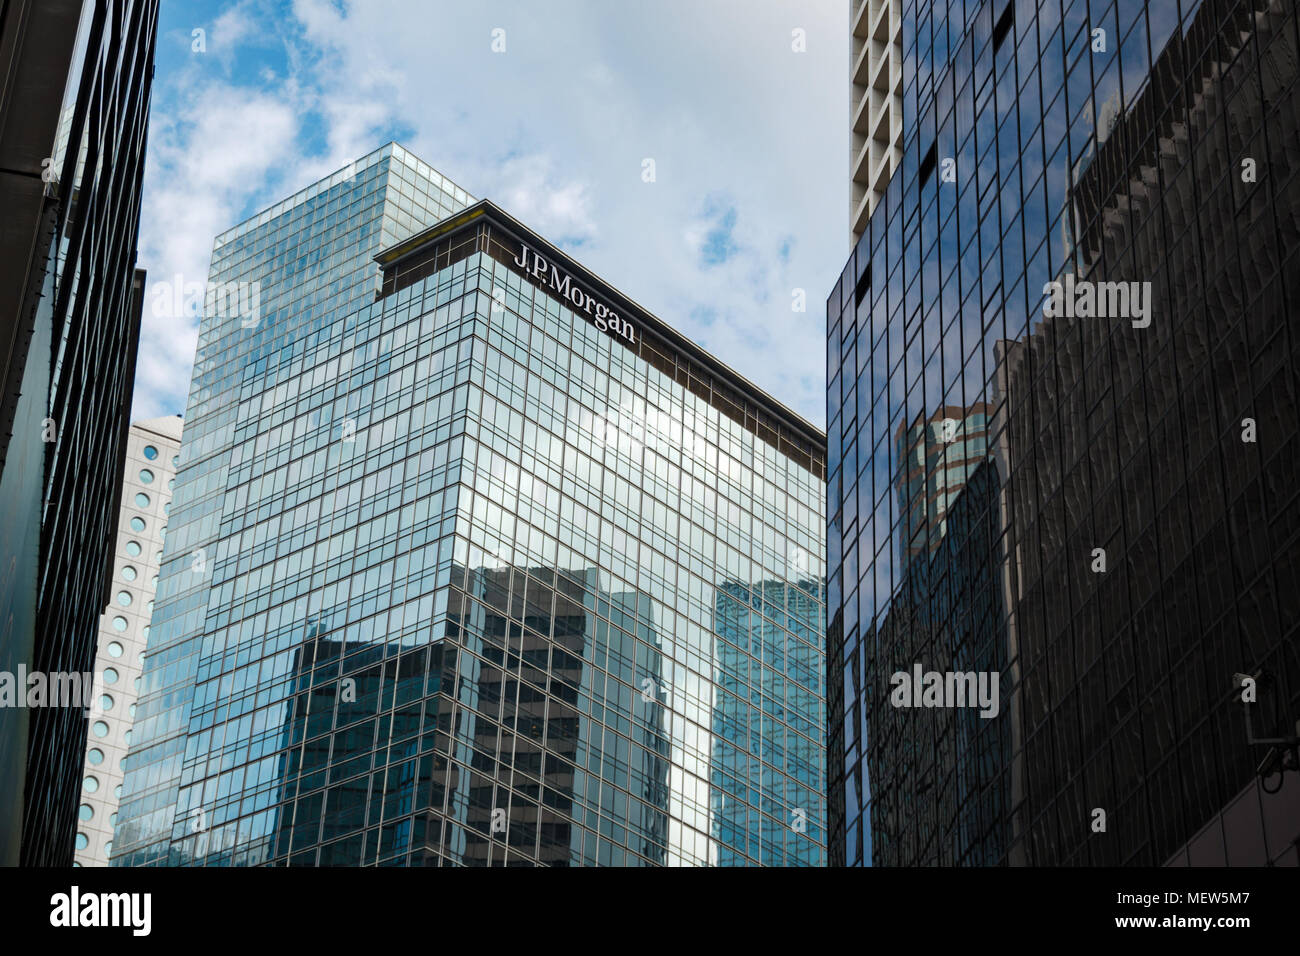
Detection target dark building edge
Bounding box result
[10,0,158,866]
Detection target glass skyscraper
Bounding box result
[113,143,472,865]
[829,0,1300,866]
[116,151,827,866]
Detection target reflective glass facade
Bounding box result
[117,160,827,866]
[0,0,158,866]
[114,143,473,865]
[829,0,1300,866]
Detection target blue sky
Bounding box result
[133,0,847,428]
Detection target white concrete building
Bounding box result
[850,0,903,242]
[74,415,182,866]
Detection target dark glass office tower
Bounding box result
[0,0,158,866]
[829,0,1300,866]
[116,179,827,866]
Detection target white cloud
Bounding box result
[133,0,847,429]
[131,84,300,418]
[495,154,598,244]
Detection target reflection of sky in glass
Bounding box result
[833,0,1297,868]
[115,145,472,865]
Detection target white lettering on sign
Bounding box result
[512,242,636,344]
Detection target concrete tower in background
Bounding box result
[850,0,903,242]
[76,416,182,866]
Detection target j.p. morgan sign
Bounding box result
[512,241,636,345]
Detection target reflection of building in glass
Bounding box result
[713,578,826,865]
[253,567,673,868]
[863,459,1011,866]
[435,564,671,866]
[117,157,827,866]
[829,0,1300,866]
[894,404,990,573]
